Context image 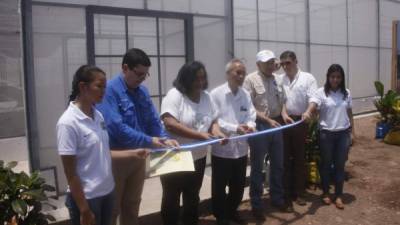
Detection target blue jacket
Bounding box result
[96,73,167,149]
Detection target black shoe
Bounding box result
[295,196,307,206]
[229,212,246,224]
[251,208,265,221]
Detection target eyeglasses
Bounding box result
[133,68,150,79]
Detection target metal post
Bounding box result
[377,0,381,82]
[256,0,260,51]
[305,0,311,72]
[346,0,350,87]
[225,0,234,59]
[21,0,40,171]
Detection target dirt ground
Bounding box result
[139,115,400,225]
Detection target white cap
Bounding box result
[256,50,276,63]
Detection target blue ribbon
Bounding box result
[152,120,303,153]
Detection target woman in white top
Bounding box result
[57,65,147,225]
[160,61,225,225]
[303,64,354,210]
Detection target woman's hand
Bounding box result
[130,149,150,159]
[199,132,213,140]
[80,208,95,225]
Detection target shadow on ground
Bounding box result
[138,189,357,225]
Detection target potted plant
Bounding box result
[373,81,400,138]
[383,97,400,145]
[0,160,55,225]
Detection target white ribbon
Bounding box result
[152,120,303,153]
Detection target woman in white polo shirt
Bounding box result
[160,61,226,225]
[303,64,354,210]
[57,65,147,225]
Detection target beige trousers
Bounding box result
[111,157,146,225]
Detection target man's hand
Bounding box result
[163,139,180,148]
[302,111,312,122]
[237,124,248,135]
[247,126,256,133]
[267,119,281,128]
[282,115,295,124]
[216,133,228,145]
[237,124,255,134]
[152,137,180,149]
[151,137,169,148]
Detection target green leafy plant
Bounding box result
[305,119,320,185]
[0,160,55,225]
[373,81,400,127]
[305,119,319,163]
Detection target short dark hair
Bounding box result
[324,64,348,100]
[122,48,151,70]
[280,50,297,61]
[173,61,208,95]
[69,65,105,102]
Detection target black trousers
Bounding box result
[160,157,206,225]
[211,155,247,220]
[283,116,307,200]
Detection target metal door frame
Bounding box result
[86,5,194,106]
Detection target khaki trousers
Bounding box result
[111,157,146,225]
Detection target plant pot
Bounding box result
[383,128,400,145]
[376,121,392,139]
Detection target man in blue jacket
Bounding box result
[97,48,179,225]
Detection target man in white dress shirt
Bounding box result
[210,59,256,225]
[280,51,318,208]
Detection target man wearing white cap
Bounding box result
[243,50,290,221]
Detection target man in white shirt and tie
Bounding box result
[210,59,256,225]
[280,51,318,209]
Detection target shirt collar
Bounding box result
[117,73,129,92]
[224,82,242,99]
[257,70,275,81]
[285,69,301,87]
[118,73,143,95]
[69,101,98,122]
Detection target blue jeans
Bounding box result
[319,129,351,196]
[248,120,284,209]
[66,191,114,225]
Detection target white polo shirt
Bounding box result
[161,88,218,161]
[310,87,352,131]
[281,70,318,116]
[56,102,114,199]
[210,83,256,159]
